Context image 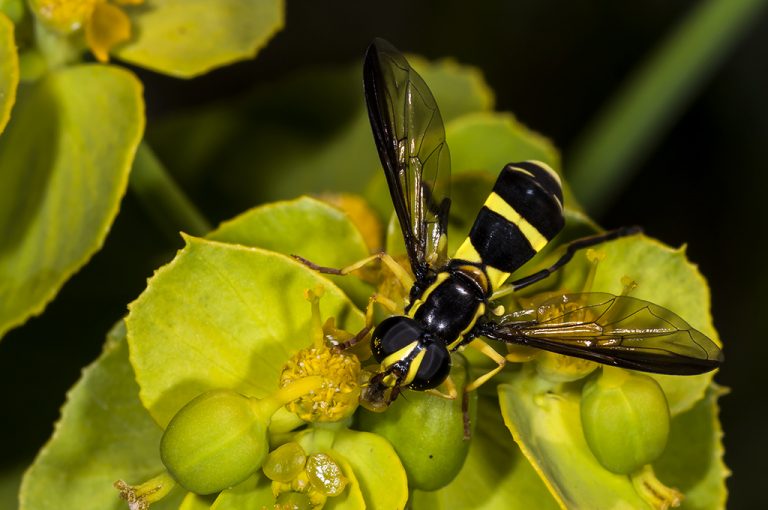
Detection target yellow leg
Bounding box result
[293,252,414,290]
[335,293,401,351]
[461,339,515,439]
[464,339,508,392]
[489,285,516,301]
[425,375,458,400]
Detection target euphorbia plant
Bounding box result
[2,3,728,507]
[21,128,726,510]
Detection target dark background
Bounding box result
[2,1,766,507]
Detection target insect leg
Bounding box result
[464,339,509,392]
[334,293,400,351]
[457,340,513,439]
[424,375,458,400]
[503,226,641,293]
[422,375,472,440]
[292,252,414,290]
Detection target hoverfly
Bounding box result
[298,38,722,423]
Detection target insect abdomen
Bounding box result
[454,161,564,288]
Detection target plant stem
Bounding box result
[129,141,212,239]
[566,0,767,215]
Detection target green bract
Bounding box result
[0,65,143,341]
[0,12,18,135]
[448,112,560,175]
[581,368,671,474]
[117,0,284,78]
[125,235,364,427]
[554,235,721,415]
[20,324,185,510]
[208,196,373,308]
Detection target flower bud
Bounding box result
[580,368,670,474]
[160,390,269,494]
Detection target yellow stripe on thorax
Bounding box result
[446,301,487,351]
[407,272,450,318]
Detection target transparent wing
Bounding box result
[484,293,723,375]
[363,38,451,277]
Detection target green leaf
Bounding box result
[407,54,495,123]
[296,428,408,510]
[117,0,284,78]
[551,235,720,415]
[498,368,651,509]
[411,396,559,510]
[181,492,216,510]
[0,0,25,24]
[0,12,18,135]
[19,323,185,510]
[441,111,590,242]
[655,385,728,509]
[0,65,144,340]
[126,236,365,427]
[0,464,23,510]
[208,196,373,308]
[447,112,560,175]
[211,474,274,509]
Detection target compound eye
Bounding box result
[371,316,423,363]
[409,343,451,390]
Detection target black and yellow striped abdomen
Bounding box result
[454,161,564,290]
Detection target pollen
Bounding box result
[280,342,361,422]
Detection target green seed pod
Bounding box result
[357,354,476,491]
[263,442,308,483]
[580,368,670,474]
[160,389,270,494]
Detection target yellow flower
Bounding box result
[29,0,143,62]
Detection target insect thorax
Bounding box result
[407,265,488,351]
